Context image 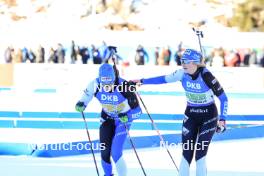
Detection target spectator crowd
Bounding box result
[2,40,264,67]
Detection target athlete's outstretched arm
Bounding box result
[79,79,98,106]
[140,69,184,85]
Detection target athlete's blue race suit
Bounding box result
[141,67,228,176]
[77,78,141,176]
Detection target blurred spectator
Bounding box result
[154,47,159,65]
[135,44,149,65]
[91,44,102,64]
[249,50,258,66]
[157,46,171,65]
[174,51,182,66]
[211,48,225,67]
[174,42,183,66]
[36,45,45,63]
[48,47,57,63]
[22,47,29,63]
[71,40,77,64]
[235,50,242,66]
[4,46,14,63]
[98,41,109,63]
[27,49,36,63]
[75,53,83,64]
[243,49,257,66]
[14,48,23,63]
[224,50,241,67]
[56,43,65,63]
[260,56,264,67]
[79,46,90,64]
[96,45,123,65]
[260,48,264,67]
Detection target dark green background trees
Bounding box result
[227,0,264,31]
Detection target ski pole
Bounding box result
[136,92,179,172]
[81,112,100,176]
[192,27,204,58]
[124,123,147,176]
[108,46,147,175]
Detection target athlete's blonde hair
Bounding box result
[193,58,206,68]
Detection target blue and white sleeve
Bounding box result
[218,93,228,120]
[141,69,184,84]
[202,70,228,120]
[79,79,98,106]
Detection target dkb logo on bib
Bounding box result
[101,94,118,101]
[186,81,201,89]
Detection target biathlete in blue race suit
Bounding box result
[133,49,228,176]
[75,63,142,176]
